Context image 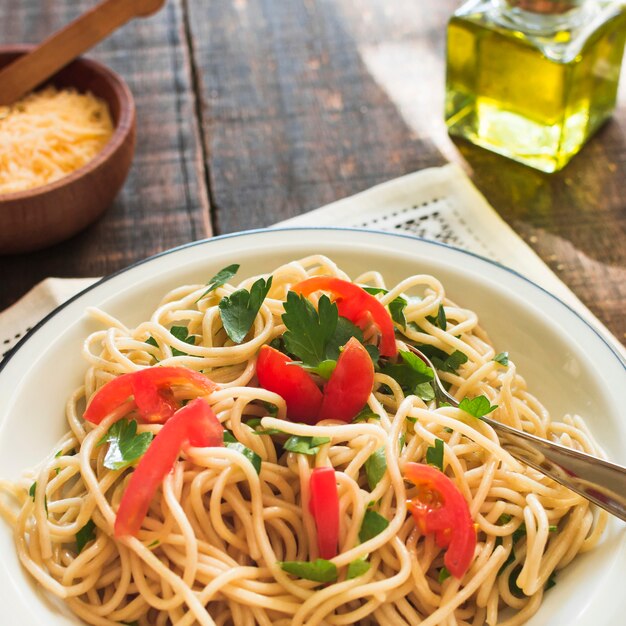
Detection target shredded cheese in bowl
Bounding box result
[0,86,114,195]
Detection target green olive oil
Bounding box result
[445,0,626,172]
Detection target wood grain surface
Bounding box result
[1,0,624,346]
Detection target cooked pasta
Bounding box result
[0,255,608,626]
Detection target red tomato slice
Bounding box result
[256,345,323,424]
[309,467,339,559]
[318,337,374,422]
[291,277,397,358]
[84,367,217,425]
[114,398,223,537]
[404,463,476,579]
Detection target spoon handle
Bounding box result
[482,416,626,522]
[0,0,164,106]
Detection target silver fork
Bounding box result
[406,344,626,522]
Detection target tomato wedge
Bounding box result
[114,398,223,537]
[84,367,217,425]
[291,277,397,357]
[404,463,476,579]
[309,467,339,559]
[318,337,374,422]
[256,345,323,424]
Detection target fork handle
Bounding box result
[483,416,626,522]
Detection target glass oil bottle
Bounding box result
[445,0,626,172]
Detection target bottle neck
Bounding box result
[494,0,595,33]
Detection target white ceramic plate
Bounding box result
[0,228,624,625]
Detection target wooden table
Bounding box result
[1,0,625,346]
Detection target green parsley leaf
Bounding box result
[426,305,447,331]
[458,396,498,419]
[545,570,557,590]
[365,447,387,490]
[98,419,154,471]
[352,406,380,423]
[347,557,371,579]
[432,350,468,374]
[380,350,434,394]
[326,316,364,360]
[426,438,444,471]
[363,287,408,327]
[145,336,159,348]
[359,510,390,543]
[219,276,273,344]
[280,559,338,583]
[223,430,237,444]
[197,264,240,301]
[497,513,513,525]
[415,381,435,401]
[147,540,160,548]
[298,358,337,380]
[494,352,509,366]
[549,524,558,533]
[29,481,48,515]
[283,435,331,456]
[282,292,337,366]
[224,441,262,475]
[438,566,451,583]
[170,325,196,357]
[508,565,525,598]
[76,519,96,554]
[512,522,527,544]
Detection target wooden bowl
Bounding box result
[0,45,135,254]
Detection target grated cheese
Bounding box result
[0,86,114,195]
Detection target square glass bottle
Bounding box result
[445,0,626,172]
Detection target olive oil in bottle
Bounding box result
[445,0,626,172]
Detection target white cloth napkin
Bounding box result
[1,163,624,363]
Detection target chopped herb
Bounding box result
[426,305,447,331]
[76,519,96,554]
[508,565,525,598]
[222,431,262,474]
[147,540,160,548]
[352,406,380,423]
[426,438,445,471]
[438,566,451,583]
[363,287,408,327]
[97,419,154,471]
[29,481,48,515]
[283,292,338,366]
[145,336,159,348]
[443,426,453,433]
[298,358,337,380]
[251,427,285,436]
[365,447,387,490]
[512,522,527,544]
[494,352,509,366]
[549,524,558,533]
[197,264,240,301]
[219,276,273,344]
[497,513,513,525]
[458,396,498,419]
[283,435,331,456]
[380,350,434,394]
[327,316,366,361]
[433,350,468,374]
[545,570,557,590]
[169,325,196,357]
[359,509,390,543]
[224,441,262,474]
[347,557,371,579]
[415,381,435,402]
[279,559,338,583]
[245,417,262,428]
[54,450,63,458]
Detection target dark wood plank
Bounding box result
[188,0,625,345]
[0,0,211,310]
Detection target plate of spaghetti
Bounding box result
[0,228,624,626]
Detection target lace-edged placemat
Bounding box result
[2,164,624,363]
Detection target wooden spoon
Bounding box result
[0,0,165,106]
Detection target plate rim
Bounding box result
[2,226,624,377]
